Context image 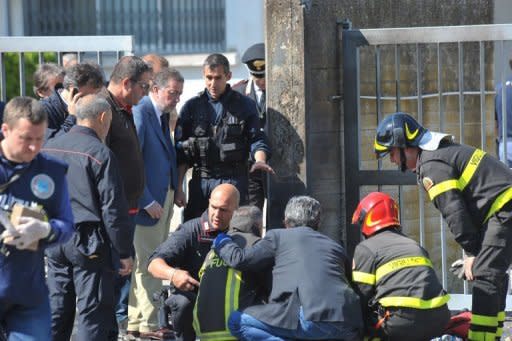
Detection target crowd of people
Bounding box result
[0,44,511,341]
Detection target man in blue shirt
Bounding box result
[495,57,512,166]
[0,96,74,341]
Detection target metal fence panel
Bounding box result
[342,23,512,310]
[0,35,133,101]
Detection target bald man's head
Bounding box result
[208,184,240,231]
[75,94,110,121]
[75,94,112,141]
[143,54,169,79]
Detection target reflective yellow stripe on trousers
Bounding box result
[468,330,496,341]
[468,313,498,341]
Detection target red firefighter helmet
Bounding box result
[351,192,400,237]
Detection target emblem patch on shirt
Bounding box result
[422,177,434,191]
[31,174,55,199]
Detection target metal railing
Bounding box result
[0,35,133,101]
[342,23,512,310]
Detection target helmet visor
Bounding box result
[374,138,390,158]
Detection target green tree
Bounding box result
[3,52,58,101]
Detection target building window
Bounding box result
[23,0,226,54]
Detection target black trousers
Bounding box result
[46,237,117,341]
[248,168,266,211]
[369,305,450,341]
[469,208,512,340]
[165,289,197,341]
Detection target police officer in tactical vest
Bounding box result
[174,53,273,221]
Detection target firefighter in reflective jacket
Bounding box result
[351,192,450,340]
[192,206,270,340]
[374,112,512,341]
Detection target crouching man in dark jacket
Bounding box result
[148,183,240,341]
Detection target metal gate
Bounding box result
[0,35,134,101]
[342,22,512,310]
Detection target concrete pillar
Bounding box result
[265,0,495,247]
[265,1,308,229]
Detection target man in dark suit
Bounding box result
[213,196,363,341]
[127,67,183,340]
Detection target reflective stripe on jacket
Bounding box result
[352,230,449,314]
[418,142,512,255]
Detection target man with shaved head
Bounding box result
[148,183,239,341]
[143,54,169,78]
[43,94,134,340]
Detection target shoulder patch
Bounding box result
[422,177,434,191]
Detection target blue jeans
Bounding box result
[0,300,51,341]
[115,215,136,323]
[115,274,131,323]
[228,307,361,341]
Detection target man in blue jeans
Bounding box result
[213,196,363,341]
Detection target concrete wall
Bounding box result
[266,0,496,246]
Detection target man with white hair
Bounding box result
[213,196,363,341]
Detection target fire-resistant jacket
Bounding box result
[417,142,512,256]
[148,210,220,283]
[352,229,449,324]
[192,232,270,340]
[43,125,134,259]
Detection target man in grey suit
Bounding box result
[213,196,363,341]
[127,67,183,339]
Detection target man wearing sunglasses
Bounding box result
[105,55,152,328]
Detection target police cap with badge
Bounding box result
[242,43,265,78]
